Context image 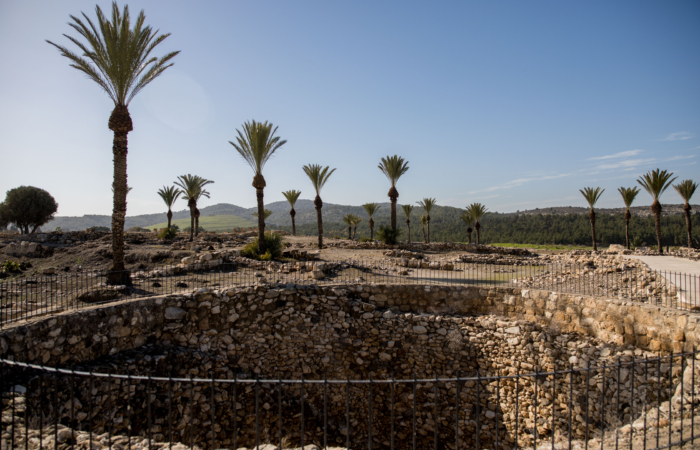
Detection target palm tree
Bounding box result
[193,185,211,236]
[229,120,287,254]
[579,187,605,251]
[175,175,213,242]
[638,169,677,253]
[419,215,427,243]
[378,155,409,232]
[460,210,474,244]
[402,204,414,244]
[282,190,302,236]
[303,164,336,249]
[351,215,362,239]
[673,179,698,248]
[617,187,640,249]
[48,3,179,284]
[467,203,488,244]
[342,214,354,239]
[362,203,381,240]
[157,186,181,229]
[416,198,437,244]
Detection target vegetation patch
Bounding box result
[241,231,285,260]
[145,214,255,232]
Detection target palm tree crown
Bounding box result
[674,180,698,204]
[580,187,604,209]
[637,169,677,203]
[229,120,287,188]
[402,204,414,218]
[282,190,302,208]
[618,187,640,209]
[466,203,488,244]
[175,175,213,241]
[252,209,274,220]
[378,155,410,188]
[157,186,181,208]
[47,3,179,110]
[303,165,336,196]
[363,203,381,218]
[417,198,436,215]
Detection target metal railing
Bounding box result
[0,259,698,327]
[1,350,698,449]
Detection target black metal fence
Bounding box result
[1,349,698,450]
[0,260,698,327]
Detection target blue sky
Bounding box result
[0,0,698,216]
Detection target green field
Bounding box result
[145,215,256,232]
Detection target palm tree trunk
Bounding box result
[167,209,172,229]
[195,207,200,236]
[290,208,296,237]
[624,209,631,250]
[389,187,398,231]
[475,222,481,244]
[256,187,266,254]
[315,195,324,249]
[467,228,472,244]
[589,209,597,251]
[652,201,663,253]
[684,203,693,248]
[406,219,411,244]
[189,209,194,241]
[427,215,431,244]
[108,129,129,285]
[353,226,357,240]
[421,223,427,243]
[348,226,351,240]
[369,218,374,240]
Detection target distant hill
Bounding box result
[43,201,696,233]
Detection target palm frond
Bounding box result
[637,169,677,201]
[579,187,604,208]
[174,174,213,201]
[47,2,180,106]
[460,211,473,226]
[282,190,302,207]
[252,209,274,220]
[378,155,409,187]
[302,164,336,195]
[419,215,427,225]
[465,203,488,221]
[229,120,287,175]
[351,215,362,226]
[416,198,437,214]
[401,204,414,218]
[363,203,381,218]
[157,185,182,208]
[617,187,640,209]
[673,179,698,203]
[342,214,354,226]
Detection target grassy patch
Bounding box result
[145,215,256,232]
[490,243,593,251]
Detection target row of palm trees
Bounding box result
[581,169,697,253]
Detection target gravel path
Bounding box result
[623,256,700,308]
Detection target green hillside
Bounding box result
[145,215,256,232]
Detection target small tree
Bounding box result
[378,155,409,232]
[673,179,698,248]
[416,198,436,243]
[0,186,58,234]
[402,204,414,244]
[302,164,336,249]
[580,187,605,251]
[157,185,182,229]
[466,203,488,244]
[638,169,677,253]
[342,214,354,239]
[617,187,640,249]
[351,214,362,239]
[362,203,381,240]
[460,210,474,244]
[282,190,301,236]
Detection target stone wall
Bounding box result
[4,283,696,448]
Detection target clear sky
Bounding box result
[1,0,698,217]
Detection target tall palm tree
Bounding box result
[673,179,698,248]
[638,169,677,253]
[351,215,362,239]
[416,198,437,243]
[617,187,640,250]
[157,186,181,229]
[48,3,179,284]
[579,187,605,251]
[303,164,336,249]
[419,215,427,243]
[402,204,414,244]
[460,210,474,244]
[467,203,488,244]
[378,155,409,232]
[362,203,381,240]
[282,190,302,236]
[342,214,354,239]
[229,120,287,254]
[175,175,213,242]
[193,185,211,236]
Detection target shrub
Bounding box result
[241,232,284,260]
[0,260,21,273]
[376,225,402,245]
[360,237,372,243]
[158,227,178,240]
